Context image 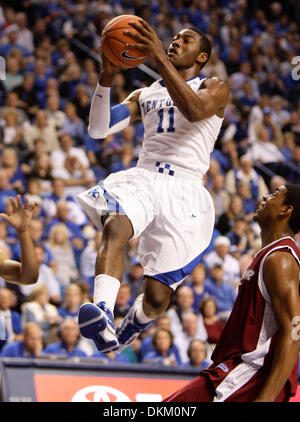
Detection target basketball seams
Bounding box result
[102,26,134,37]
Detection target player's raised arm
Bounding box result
[0,196,39,285]
[254,251,300,402]
[125,19,229,122]
[88,48,141,139]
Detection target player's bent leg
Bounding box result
[116,277,172,350]
[78,214,133,353]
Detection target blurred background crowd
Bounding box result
[0,0,299,372]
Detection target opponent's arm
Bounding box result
[0,196,39,285]
[125,19,229,122]
[254,251,300,402]
[88,50,141,139]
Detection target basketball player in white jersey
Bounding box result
[77,19,230,352]
[0,196,38,286]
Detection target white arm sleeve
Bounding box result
[88,84,131,139]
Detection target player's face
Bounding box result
[167,29,205,69]
[253,185,288,224]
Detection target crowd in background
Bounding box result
[0,0,299,371]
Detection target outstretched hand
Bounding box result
[124,19,165,63]
[0,195,36,234]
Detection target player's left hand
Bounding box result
[0,195,36,234]
[124,19,165,63]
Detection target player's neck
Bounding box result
[177,65,201,81]
[260,225,294,248]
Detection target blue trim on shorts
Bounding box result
[150,251,204,287]
[100,184,127,215]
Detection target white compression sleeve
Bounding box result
[88,84,131,139]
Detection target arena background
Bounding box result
[0,0,299,403]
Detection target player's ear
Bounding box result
[196,51,208,66]
[279,204,293,219]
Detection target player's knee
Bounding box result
[102,215,132,247]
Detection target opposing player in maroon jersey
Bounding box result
[164,184,300,402]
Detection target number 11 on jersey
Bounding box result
[157,107,175,133]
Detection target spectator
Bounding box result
[142,328,181,367]
[60,102,85,145]
[174,312,209,364]
[16,12,34,53]
[167,285,208,341]
[1,109,24,151]
[2,55,24,93]
[185,264,213,314]
[45,201,85,254]
[0,91,29,125]
[139,314,182,362]
[205,264,237,321]
[11,73,39,126]
[28,153,53,193]
[225,154,268,200]
[50,133,95,196]
[0,288,23,350]
[58,283,82,320]
[217,194,245,235]
[123,256,144,302]
[208,173,231,222]
[43,318,87,358]
[226,214,254,253]
[114,284,132,319]
[21,285,60,345]
[110,144,137,173]
[0,24,31,58]
[46,95,66,131]
[248,126,287,183]
[46,223,79,294]
[0,147,26,193]
[0,322,43,358]
[41,177,88,226]
[199,296,225,346]
[181,339,210,370]
[0,169,16,213]
[204,236,241,288]
[79,231,102,294]
[23,109,60,153]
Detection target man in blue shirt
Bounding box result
[1,322,43,358]
[43,318,87,358]
[205,264,237,321]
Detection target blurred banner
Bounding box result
[0,358,195,402]
[1,358,299,402]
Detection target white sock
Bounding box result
[135,300,153,324]
[93,274,120,311]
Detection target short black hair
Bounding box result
[188,27,212,69]
[284,184,300,234]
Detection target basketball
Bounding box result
[101,15,147,69]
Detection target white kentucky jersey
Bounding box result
[137,75,224,177]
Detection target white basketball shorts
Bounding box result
[77,162,215,290]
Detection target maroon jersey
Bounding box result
[204,236,300,401]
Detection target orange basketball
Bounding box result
[101,15,147,69]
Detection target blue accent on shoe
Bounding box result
[78,303,107,339]
[78,302,118,353]
[97,301,115,330]
[116,309,151,346]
